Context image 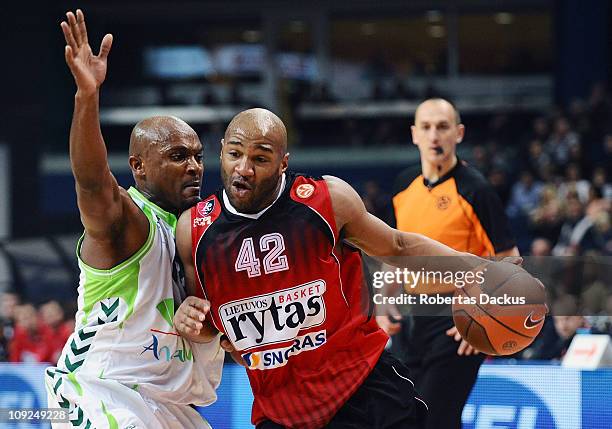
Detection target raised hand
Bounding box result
[60,9,113,95]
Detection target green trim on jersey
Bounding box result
[76,203,156,325]
[156,298,175,327]
[101,401,118,429]
[128,186,178,232]
[68,372,83,396]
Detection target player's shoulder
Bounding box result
[289,171,326,186]
[190,193,224,228]
[391,163,422,197]
[290,172,331,197]
[196,192,222,214]
[320,175,366,216]
[176,208,192,241]
[118,186,130,197]
[120,186,140,208]
[120,186,153,228]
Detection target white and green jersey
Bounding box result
[54,187,223,406]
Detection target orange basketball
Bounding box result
[452,261,547,356]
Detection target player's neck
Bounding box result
[421,155,457,183]
[135,186,177,216]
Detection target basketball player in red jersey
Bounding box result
[173,108,512,429]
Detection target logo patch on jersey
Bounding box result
[219,279,327,350]
[141,334,193,362]
[242,330,327,370]
[193,216,212,227]
[296,184,315,199]
[199,199,215,217]
[436,195,451,210]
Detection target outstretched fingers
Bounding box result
[64,45,74,68]
[76,9,88,45]
[60,20,78,52]
[98,34,113,60]
[66,11,81,47]
[61,10,112,63]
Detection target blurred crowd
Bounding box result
[480,82,612,361]
[0,292,73,364]
[490,84,612,258]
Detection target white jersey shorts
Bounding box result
[45,369,212,429]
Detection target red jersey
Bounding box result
[190,173,387,428]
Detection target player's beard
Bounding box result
[222,169,283,214]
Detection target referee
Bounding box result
[378,98,519,429]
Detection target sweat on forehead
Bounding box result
[129,116,195,155]
[225,108,287,143]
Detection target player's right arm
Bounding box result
[61,10,147,266]
[173,210,219,343]
[174,210,246,365]
[61,10,118,229]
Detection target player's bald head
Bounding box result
[129,116,197,156]
[225,108,287,155]
[415,98,462,125]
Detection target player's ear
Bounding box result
[410,125,418,146]
[129,155,145,179]
[281,152,289,173]
[219,138,225,160]
[456,124,465,144]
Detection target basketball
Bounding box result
[452,261,547,356]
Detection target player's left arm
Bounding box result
[325,175,483,268]
[174,209,219,343]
